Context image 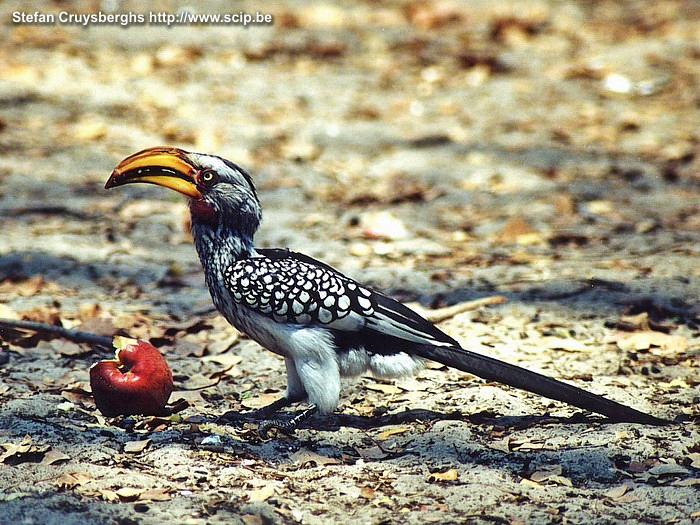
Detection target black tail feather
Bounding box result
[413,344,670,426]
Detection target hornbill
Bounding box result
[105,147,668,431]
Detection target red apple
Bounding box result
[90,337,173,417]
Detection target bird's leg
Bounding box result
[218,360,309,425]
[258,404,318,437]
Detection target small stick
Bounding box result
[0,297,507,347]
[0,318,113,347]
[407,296,509,323]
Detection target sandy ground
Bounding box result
[0,1,698,523]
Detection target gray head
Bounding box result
[105,147,262,243]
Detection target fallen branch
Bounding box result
[0,318,113,347]
[406,296,508,323]
[0,297,507,348]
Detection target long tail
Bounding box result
[412,344,670,426]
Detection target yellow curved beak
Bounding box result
[105,147,201,198]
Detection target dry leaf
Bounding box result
[616,492,640,503]
[394,377,429,391]
[0,435,33,463]
[554,193,576,216]
[520,478,543,488]
[512,441,549,451]
[672,478,700,486]
[648,463,690,476]
[202,353,243,366]
[360,211,408,240]
[490,436,512,453]
[616,332,688,353]
[619,312,649,330]
[689,453,700,469]
[497,216,543,245]
[139,488,171,501]
[248,485,275,503]
[427,468,458,482]
[183,373,217,390]
[116,487,144,501]
[15,276,51,296]
[169,390,204,405]
[290,447,340,466]
[54,472,93,489]
[364,382,402,395]
[658,378,690,389]
[41,448,70,465]
[241,393,283,410]
[136,417,171,432]
[124,439,151,453]
[604,484,629,500]
[77,303,102,321]
[0,304,20,320]
[61,386,94,408]
[530,465,562,482]
[528,465,573,487]
[171,339,205,357]
[587,200,613,214]
[75,317,116,337]
[225,366,243,378]
[99,489,119,502]
[19,305,61,325]
[627,461,647,473]
[73,119,107,140]
[553,476,573,487]
[377,427,410,440]
[542,337,588,353]
[355,445,388,460]
[359,486,376,499]
[206,334,240,354]
[53,340,91,357]
[242,515,265,525]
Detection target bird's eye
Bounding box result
[199,169,220,187]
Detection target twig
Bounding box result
[0,205,92,219]
[407,296,509,323]
[176,368,230,391]
[0,318,113,347]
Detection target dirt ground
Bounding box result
[0,1,698,524]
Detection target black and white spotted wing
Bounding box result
[224,249,458,348]
[223,249,375,325]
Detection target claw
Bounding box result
[257,404,318,438]
[215,410,248,425]
[216,396,296,426]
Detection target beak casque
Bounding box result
[105,147,202,198]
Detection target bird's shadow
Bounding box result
[216,407,605,433]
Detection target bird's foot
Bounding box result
[252,396,295,417]
[215,410,251,425]
[216,396,295,425]
[258,405,317,438]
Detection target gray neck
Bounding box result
[191,221,258,318]
[192,222,256,272]
[189,193,262,271]
[188,191,262,309]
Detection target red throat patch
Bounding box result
[189,198,217,225]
